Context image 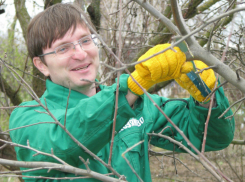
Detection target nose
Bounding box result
[72,43,87,59]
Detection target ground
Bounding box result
[150,146,245,182]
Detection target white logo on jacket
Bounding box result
[119,117,144,132]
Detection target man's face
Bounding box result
[35,25,99,95]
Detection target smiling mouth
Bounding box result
[73,64,90,71]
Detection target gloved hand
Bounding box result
[128,44,192,95]
[175,60,216,102]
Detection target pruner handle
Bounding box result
[186,71,211,97]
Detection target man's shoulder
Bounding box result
[10,100,40,119]
[12,100,40,113]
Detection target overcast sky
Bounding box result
[0,0,74,36]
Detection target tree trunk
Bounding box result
[87,0,101,32]
[14,0,30,42]
[44,0,62,9]
[0,128,24,182]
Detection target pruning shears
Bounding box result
[176,40,211,97]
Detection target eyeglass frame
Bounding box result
[37,34,98,59]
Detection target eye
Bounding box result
[81,37,92,45]
[56,44,72,54]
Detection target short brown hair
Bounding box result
[27,3,96,60]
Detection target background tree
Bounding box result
[0,0,245,181]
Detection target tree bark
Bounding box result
[0,75,22,106]
[0,15,22,106]
[0,128,24,182]
[44,0,62,9]
[87,0,101,32]
[14,0,30,42]
[14,0,45,97]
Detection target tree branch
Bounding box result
[0,158,126,182]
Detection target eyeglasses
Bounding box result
[38,34,98,60]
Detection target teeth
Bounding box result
[75,65,89,71]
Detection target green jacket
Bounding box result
[9,74,234,182]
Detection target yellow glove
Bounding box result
[175,60,216,102]
[128,44,192,95]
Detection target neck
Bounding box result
[75,83,97,97]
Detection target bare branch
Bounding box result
[225,101,243,120]
[218,96,245,119]
[148,133,225,182]
[109,0,133,15]
[122,140,144,182]
[132,0,180,35]
[149,149,202,179]
[0,158,125,182]
[170,0,195,46]
[0,139,69,165]
[79,157,91,173]
[231,139,245,145]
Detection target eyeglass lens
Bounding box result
[56,35,98,59]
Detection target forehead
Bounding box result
[50,24,91,49]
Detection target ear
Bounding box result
[33,57,50,77]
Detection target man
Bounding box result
[9,3,234,182]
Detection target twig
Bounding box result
[148,133,198,160]
[236,34,245,66]
[5,56,123,178]
[236,67,241,80]
[195,66,217,74]
[108,0,123,166]
[143,86,229,182]
[2,2,240,181]
[109,0,133,15]
[0,174,92,180]
[0,167,60,174]
[0,158,125,182]
[0,104,41,109]
[221,154,243,182]
[201,70,219,153]
[2,59,45,81]
[158,126,177,174]
[149,150,179,156]
[132,0,180,35]
[122,140,144,182]
[97,26,171,35]
[133,1,245,95]
[79,157,91,173]
[0,139,68,165]
[225,100,243,119]
[2,121,56,134]
[0,143,7,150]
[203,81,228,103]
[14,54,29,95]
[220,18,234,64]
[218,96,245,119]
[0,59,123,177]
[0,58,38,100]
[34,110,50,115]
[148,133,224,181]
[206,0,236,52]
[149,150,202,179]
[201,93,215,154]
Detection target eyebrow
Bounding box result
[53,34,91,48]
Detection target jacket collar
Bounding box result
[41,79,100,109]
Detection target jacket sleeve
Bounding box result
[149,86,235,153]
[9,74,136,167]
